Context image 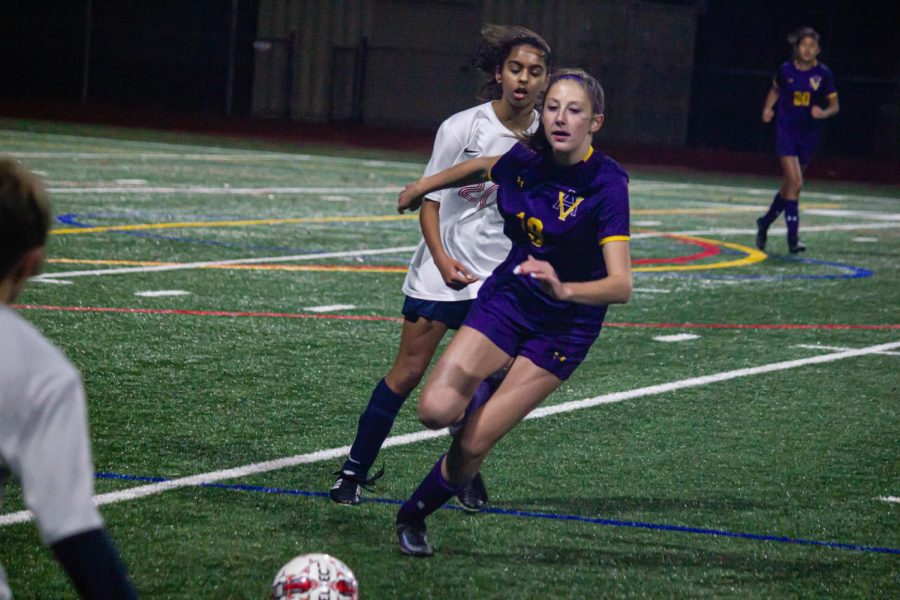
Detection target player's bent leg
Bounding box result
[332,318,449,505]
[450,366,509,512]
[417,326,511,430]
[778,156,803,200]
[444,356,562,486]
[385,317,451,395]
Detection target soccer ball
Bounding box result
[271,553,358,600]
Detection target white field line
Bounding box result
[653,334,701,342]
[2,339,898,528]
[631,221,900,239]
[794,344,900,357]
[10,148,422,170]
[32,221,899,282]
[6,141,899,203]
[46,186,401,195]
[632,179,899,203]
[303,304,357,313]
[804,209,900,221]
[879,497,900,504]
[32,246,417,280]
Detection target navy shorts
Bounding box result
[462,290,601,381]
[402,296,474,330]
[776,127,819,167]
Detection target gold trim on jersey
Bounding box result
[599,235,630,246]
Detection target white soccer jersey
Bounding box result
[0,305,103,597]
[402,101,538,301]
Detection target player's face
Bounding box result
[541,79,604,164]
[795,36,820,64]
[495,44,548,109]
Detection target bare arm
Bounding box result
[812,94,840,119]
[397,155,499,213]
[762,83,779,123]
[419,199,477,289]
[514,240,633,305]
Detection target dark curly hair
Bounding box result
[473,24,552,101]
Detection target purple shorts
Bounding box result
[463,288,601,380]
[776,127,819,167]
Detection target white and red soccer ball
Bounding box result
[271,553,358,600]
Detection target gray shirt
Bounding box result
[0,305,103,598]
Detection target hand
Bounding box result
[514,255,568,300]
[810,105,825,119]
[762,108,774,123]
[397,181,424,213]
[436,256,478,290]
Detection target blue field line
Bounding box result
[95,472,899,555]
[640,255,872,281]
[57,213,873,279]
[56,213,315,254]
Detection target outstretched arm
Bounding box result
[397,156,499,213]
[514,241,633,305]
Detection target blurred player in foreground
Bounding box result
[393,68,632,556]
[757,26,839,253]
[330,25,551,511]
[0,158,137,599]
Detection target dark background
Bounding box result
[1,0,897,161]
[690,0,899,158]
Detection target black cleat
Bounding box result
[397,520,433,557]
[329,467,383,505]
[456,472,488,513]
[755,218,768,251]
[788,240,807,254]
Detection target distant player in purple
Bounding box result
[392,68,632,557]
[757,26,839,254]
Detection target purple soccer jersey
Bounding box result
[774,61,838,134]
[462,142,630,379]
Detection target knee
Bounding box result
[385,362,427,397]
[785,178,803,198]
[457,434,491,463]
[416,392,454,430]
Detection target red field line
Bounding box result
[14,304,900,330]
[632,235,720,265]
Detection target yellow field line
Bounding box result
[49,204,843,235]
[46,258,406,273]
[634,237,766,272]
[50,214,417,235]
[49,235,764,274]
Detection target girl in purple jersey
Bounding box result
[329,25,551,511]
[392,68,632,557]
[757,26,839,253]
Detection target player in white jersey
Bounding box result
[0,158,137,599]
[330,25,551,508]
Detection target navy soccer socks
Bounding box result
[784,199,801,248]
[342,378,407,478]
[396,455,458,525]
[759,193,786,228]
